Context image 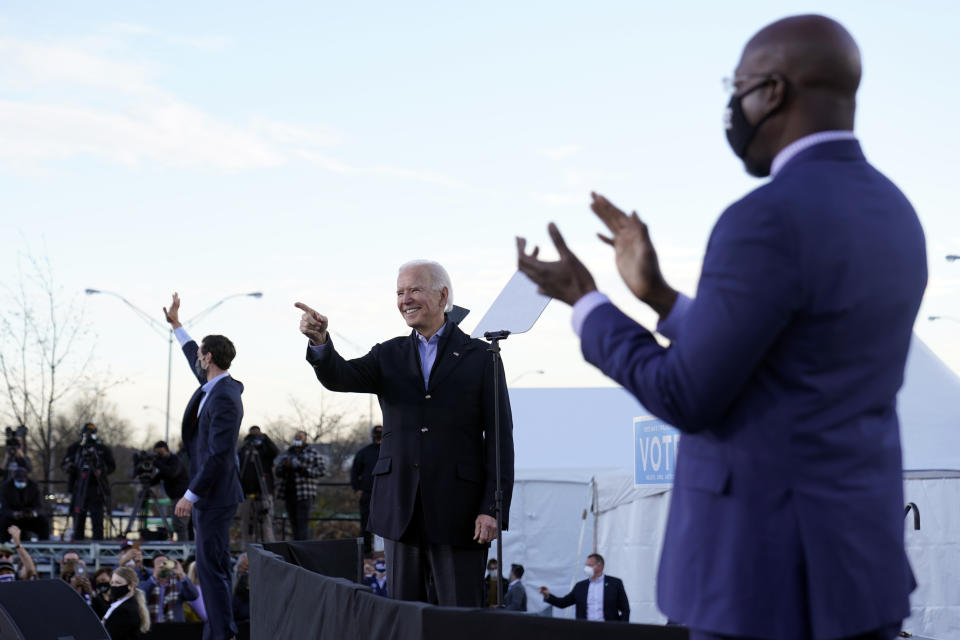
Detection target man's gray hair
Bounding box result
[398,260,454,312]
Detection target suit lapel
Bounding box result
[407,332,426,392]
[427,325,472,391]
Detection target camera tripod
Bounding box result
[70,449,112,540]
[239,445,273,542]
[124,479,173,538]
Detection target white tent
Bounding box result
[500,335,959,637]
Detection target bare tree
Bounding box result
[0,251,112,490]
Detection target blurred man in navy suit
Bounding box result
[519,14,923,640]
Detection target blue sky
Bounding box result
[2,1,959,443]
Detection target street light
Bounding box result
[85,289,263,442]
[946,255,960,262]
[510,369,545,385]
[928,315,960,324]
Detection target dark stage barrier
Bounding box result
[249,542,687,640]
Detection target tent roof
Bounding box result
[509,334,960,473]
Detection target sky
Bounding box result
[2,1,959,445]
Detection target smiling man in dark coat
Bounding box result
[296,259,514,607]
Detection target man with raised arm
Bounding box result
[295,260,514,607]
[164,293,243,640]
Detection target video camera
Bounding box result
[73,424,105,473]
[132,450,158,482]
[243,433,264,449]
[4,425,26,450]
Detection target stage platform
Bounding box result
[249,541,688,640]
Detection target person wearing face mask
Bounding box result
[361,559,389,598]
[0,466,49,541]
[482,558,508,608]
[117,543,152,584]
[61,422,116,540]
[274,430,325,540]
[517,15,924,640]
[163,293,245,640]
[102,566,151,640]
[0,526,37,580]
[91,567,114,616]
[539,554,628,622]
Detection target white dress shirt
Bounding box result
[586,573,605,621]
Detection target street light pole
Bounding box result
[85,289,262,442]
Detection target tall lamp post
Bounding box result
[928,315,960,324]
[85,289,263,442]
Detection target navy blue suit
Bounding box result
[181,339,244,640]
[544,575,629,621]
[581,140,924,639]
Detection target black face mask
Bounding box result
[724,78,782,170]
[110,585,131,601]
[194,356,205,380]
[96,582,110,595]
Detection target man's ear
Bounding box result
[440,286,449,307]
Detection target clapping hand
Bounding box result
[516,223,598,306]
[590,192,677,316]
[294,302,329,346]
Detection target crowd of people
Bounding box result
[2,537,252,639]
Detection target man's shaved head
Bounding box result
[744,15,860,103]
[731,15,862,176]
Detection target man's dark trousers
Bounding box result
[195,504,238,640]
[285,497,310,541]
[384,496,486,607]
[73,495,105,540]
[359,491,372,554]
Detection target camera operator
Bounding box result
[60,422,116,540]
[237,425,279,546]
[274,431,324,540]
[3,426,31,482]
[150,441,191,541]
[0,465,49,541]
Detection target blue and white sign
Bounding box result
[634,415,681,485]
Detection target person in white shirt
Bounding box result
[539,553,629,622]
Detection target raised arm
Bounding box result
[164,292,204,384]
[296,302,382,394]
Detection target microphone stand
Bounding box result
[484,329,510,608]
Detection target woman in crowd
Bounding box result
[102,566,150,640]
[183,560,208,622]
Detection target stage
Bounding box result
[248,540,687,640]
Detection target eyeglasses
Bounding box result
[722,73,776,96]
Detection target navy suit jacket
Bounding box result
[581,140,924,639]
[306,319,514,545]
[180,341,244,510]
[544,575,629,622]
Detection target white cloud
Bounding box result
[0,32,462,185]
